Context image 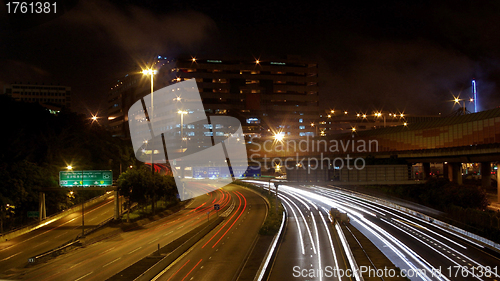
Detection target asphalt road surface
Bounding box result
[152,184,267,281]
[15,184,232,281]
[0,193,119,277]
[245,181,500,281]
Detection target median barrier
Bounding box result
[254,211,287,281]
[121,201,234,281]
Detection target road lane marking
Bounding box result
[103,257,121,267]
[101,247,115,254]
[69,261,83,269]
[0,252,21,261]
[148,238,160,244]
[128,246,142,254]
[74,271,93,281]
[33,241,48,248]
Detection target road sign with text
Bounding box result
[59,170,112,187]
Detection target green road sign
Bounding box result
[59,170,113,187]
[27,211,39,218]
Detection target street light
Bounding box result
[67,165,85,237]
[453,95,466,115]
[274,131,284,142]
[143,68,157,172]
[374,112,386,127]
[178,110,188,151]
[310,123,318,137]
[143,68,157,212]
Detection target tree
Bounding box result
[116,166,178,222]
[117,167,152,222]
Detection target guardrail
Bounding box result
[329,185,500,252]
[1,192,113,243]
[335,222,364,281]
[28,239,81,264]
[254,211,287,281]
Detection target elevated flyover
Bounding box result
[248,108,500,198]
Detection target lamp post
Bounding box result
[68,165,85,237]
[310,123,318,137]
[178,110,188,150]
[143,69,157,173]
[273,132,285,174]
[375,112,386,128]
[454,97,466,115]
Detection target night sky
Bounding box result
[1,0,500,116]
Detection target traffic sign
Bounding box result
[27,211,39,218]
[59,170,113,187]
[214,204,220,210]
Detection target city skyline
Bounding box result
[2,0,500,116]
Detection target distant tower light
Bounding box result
[472,79,477,113]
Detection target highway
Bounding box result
[152,184,267,281]
[15,183,233,281]
[246,181,500,281]
[269,186,352,281]
[0,193,119,278]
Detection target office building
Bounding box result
[3,82,71,113]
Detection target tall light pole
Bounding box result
[273,131,285,174]
[454,97,466,115]
[375,112,386,128]
[68,165,85,237]
[143,68,157,213]
[142,69,157,172]
[178,110,188,151]
[311,123,318,137]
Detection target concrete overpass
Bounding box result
[247,108,500,200]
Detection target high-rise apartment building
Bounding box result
[107,55,319,139]
[160,55,319,138]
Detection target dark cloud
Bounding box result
[63,1,217,59]
[0,0,217,113]
[2,0,500,116]
[318,39,481,115]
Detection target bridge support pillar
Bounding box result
[447,163,453,182]
[449,163,462,185]
[481,162,491,190]
[423,163,431,179]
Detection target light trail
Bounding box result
[280,197,305,255]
